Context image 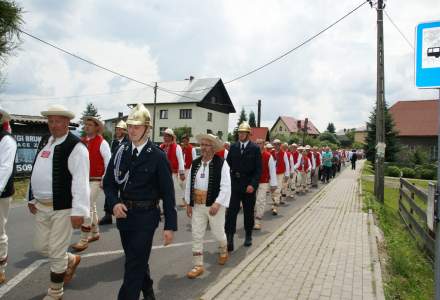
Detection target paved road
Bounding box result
[0,179,333,300]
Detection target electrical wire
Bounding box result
[384,10,414,50]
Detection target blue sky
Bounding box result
[1,0,439,132]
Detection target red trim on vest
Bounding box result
[314,152,321,166]
[216,149,225,158]
[182,144,194,169]
[273,150,286,174]
[160,143,179,173]
[292,151,299,164]
[297,155,310,171]
[260,151,271,183]
[82,135,105,177]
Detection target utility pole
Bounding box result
[374,0,385,202]
[257,99,261,127]
[152,82,158,143]
[436,88,440,300]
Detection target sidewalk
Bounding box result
[201,161,384,300]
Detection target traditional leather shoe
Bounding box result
[71,240,88,252]
[142,286,156,300]
[244,234,252,247]
[226,234,234,252]
[272,208,278,216]
[187,265,204,279]
[64,254,81,284]
[253,223,261,230]
[98,214,112,225]
[88,234,100,243]
[218,253,228,265]
[0,272,5,284]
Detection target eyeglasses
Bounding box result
[200,143,213,147]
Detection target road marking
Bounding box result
[0,239,214,298]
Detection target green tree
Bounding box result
[249,111,257,127]
[319,131,340,146]
[326,123,336,134]
[80,102,101,135]
[0,0,23,62]
[233,107,247,141]
[364,102,400,163]
[173,125,192,143]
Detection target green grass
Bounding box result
[13,178,28,203]
[363,160,374,175]
[362,179,434,300]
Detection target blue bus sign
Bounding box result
[415,20,440,88]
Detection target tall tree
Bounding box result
[81,103,101,136]
[248,110,257,127]
[233,107,247,141]
[364,102,400,163]
[326,122,336,134]
[0,0,23,61]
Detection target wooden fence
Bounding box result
[398,178,436,258]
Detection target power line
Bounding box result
[18,29,203,103]
[384,10,414,50]
[1,87,148,102]
[17,1,368,99]
[166,0,369,93]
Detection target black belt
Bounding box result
[122,200,159,210]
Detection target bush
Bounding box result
[419,169,436,180]
[401,167,416,178]
[386,166,401,177]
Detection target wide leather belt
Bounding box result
[193,189,207,205]
[122,200,159,210]
[90,177,102,182]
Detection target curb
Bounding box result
[199,170,342,300]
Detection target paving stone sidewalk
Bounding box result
[201,161,384,300]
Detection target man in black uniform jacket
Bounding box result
[99,120,129,225]
[103,104,177,300]
[225,122,261,250]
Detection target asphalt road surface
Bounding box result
[1,181,329,300]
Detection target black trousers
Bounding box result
[322,166,332,182]
[118,228,156,300]
[103,197,112,214]
[225,190,256,235]
[351,161,356,170]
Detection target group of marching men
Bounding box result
[0,103,356,300]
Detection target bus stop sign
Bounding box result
[415,20,440,88]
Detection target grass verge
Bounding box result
[362,177,434,299]
[13,178,28,203]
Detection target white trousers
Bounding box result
[191,204,227,266]
[0,197,11,273]
[173,173,185,203]
[83,181,101,233]
[34,202,72,273]
[272,174,285,205]
[297,171,308,192]
[255,183,269,221]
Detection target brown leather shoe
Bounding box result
[218,253,228,265]
[88,234,100,243]
[71,240,88,252]
[253,223,261,230]
[187,265,204,279]
[0,272,5,284]
[64,254,81,284]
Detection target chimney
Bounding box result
[118,112,123,119]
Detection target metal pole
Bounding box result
[152,82,158,143]
[374,0,385,202]
[435,88,440,300]
[257,99,261,127]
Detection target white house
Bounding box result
[105,77,235,143]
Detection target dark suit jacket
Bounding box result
[111,136,129,154]
[103,139,177,231]
[227,141,262,193]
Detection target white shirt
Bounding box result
[30,133,90,217]
[289,153,295,174]
[184,159,231,207]
[307,151,316,170]
[131,139,149,156]
[240,141,249,151]
[224,149,229,160]
[182,146,198,166]
[294,154,311,172]
[268,155,278,187]
[175,144,185,173]
[0,135,17,194]
[84,136,111,175]
[275,151,290,177]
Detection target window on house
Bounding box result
[279,126,282,131]
[159,127,167,136]
[217,131,223,139]
[207,129,213,134]
[207,112,212,122]
[180,109,192,119]
[159,110,168,119]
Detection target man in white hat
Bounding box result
[28,104,90,300]
[184,134,230,279]
[72,114,111,252]
[103,103,176,300]
[99,120,129,226]
[270,139,289,215]
[160,128,186,207]
[225,122,261,250]
[295,146,311,194]
[254,140,277,230]
[304,145,316,191]
[0,106,17,284]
